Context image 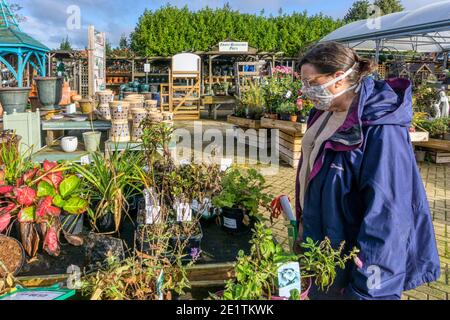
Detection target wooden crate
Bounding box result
[261,117,307,134]
[428,151,450,164]
[227,115,261,129]
[278,130,302,168]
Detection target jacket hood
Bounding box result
[360,77,413,128]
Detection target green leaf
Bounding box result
[18,206,36,222]
[53,194,66,208]
[37,180,56,197]
[59,175,81,199]
[63,197,89,215]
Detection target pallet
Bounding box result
[261,117,307,134]
[227,115,261,130]
[414,138,450,152]
[277,130,303,168]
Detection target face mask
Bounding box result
[302,67,358,111]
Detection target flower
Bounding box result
[190,247,202,261]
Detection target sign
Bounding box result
[144,63,151,73]
[277,262,301,299]
[219,42,249,53]
[88,26,106,97]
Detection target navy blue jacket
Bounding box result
[295,77,440,300]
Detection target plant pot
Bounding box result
[110,101,130,121]
[414,150,426,162]
[0,87,31,114]
[83,131,101,152]
[60,82,72,106]
[131,108,148,142]
[267,113,278,120]
[65,103,77,114]
[61,213,84,235]
[79,99,94,114]
[444,133,450,141]
[144,100,158,112]
[0,235,26,277]
[110,120,130,142]
[96,90,114,105]
[290,115,298,122]
[34,77,63,110]
[61,136,78,153]
[95,212,116,234]
[220,207,252,234]
[279,113,291,121]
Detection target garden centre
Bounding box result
[0,0,449,301]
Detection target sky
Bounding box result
[13,0,445,49]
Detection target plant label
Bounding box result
[277,262,301,299]
[80,155,91,165]
[220,158,233,172]
[156,270,164,300]
[223,217,237,229]
[175,202,191,222]
[145,205,161,225]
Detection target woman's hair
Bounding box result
[299,41,376,84]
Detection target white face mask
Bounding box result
[302,67,358,111]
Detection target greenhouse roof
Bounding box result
[0,27,50,52]
[321,1,450,53]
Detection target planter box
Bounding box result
[227,115,261,130]
[414,138,450,152]
[428,151,450,164]
[261,117,307,135]
[410,131,429,143]
[276,130,303,168]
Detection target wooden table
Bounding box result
[202,95,237,120]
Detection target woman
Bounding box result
[295,42,440,300]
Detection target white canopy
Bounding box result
[321,1,450,53]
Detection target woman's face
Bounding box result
[300,63,349,95]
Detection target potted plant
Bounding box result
[73,150,144,234]
[215,223,359,300]
[237,81,265,120]
[212,167,272,234]
[277,102,297,121]
[421,117,449,139]
[0,160,89,258]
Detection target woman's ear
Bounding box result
[334,71,345,89]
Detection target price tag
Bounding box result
[277,262,301,299]
[117,104,122,113]
[175,201,191,222]
[80,155,90,165]
[220,158,233,172]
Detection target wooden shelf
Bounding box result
[227,115,261,130]
[414,138,450,152]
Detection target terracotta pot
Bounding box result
[71,94,82,103]
[290,115,298,122]
[110,101,130,121]
[60,82,72,106]
[110,120,130,142]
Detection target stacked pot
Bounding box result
[144,100,159,113]
[96,90,115,120]
[162,111,174,127]
[109,101,130,142]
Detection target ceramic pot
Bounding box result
[0,87,31,114]
[60,82,72,106]
[147,111,163,124]
[97,103,111,120]
[131,108,148,142]
[83,131,102,152]
[145,100,158,112]
[34,76,63,110]
[65,103,77,114]
[71,94,82,103]
[110,120,130,142]
[127,99,144,120]
[162,112,174,121]
[79,99,94,114]
[61,136,78,153]
[290,115,298,122]
[96,90,115,105]
[110,101,130,121]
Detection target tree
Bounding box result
[105,40,113,57]
[344,0,371,22]
[373,0,404,15]
[59,36,73,51]
[119,34,129,50]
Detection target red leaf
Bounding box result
[0,186,14,194]
[0,213,11,232]
[1,203,18,215]
[23,167,39,183]
[42,172,64,189]
[44,226,60,256]
[15,187,37,206]
[43,160,58,172]
[36,196,61,217]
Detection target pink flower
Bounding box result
[297,99,303,111]
[354,256,364,269]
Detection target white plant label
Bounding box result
[223,217,237,229]
[144,188,160,224]
[277,262,301,299]
[220,158,233,172]
[80,155,90,165]
[175,201,192,222]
